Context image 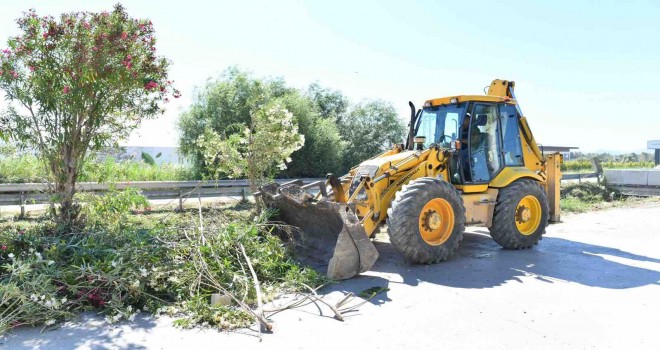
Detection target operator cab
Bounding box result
[413,100,524,185]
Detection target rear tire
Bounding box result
[489,179,549,249]
[387,177,465,264]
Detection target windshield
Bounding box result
[414,103,466,148]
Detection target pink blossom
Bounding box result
[83,22,90,29]
[29,66,35,72]
[11,71,18,78]
[63,86,70,94]
[42,33,48,39]
[18,230,24,235]
[121,32,128,39]
[0,70,3,76]
[164,98,169,103]
[1,245,7,251]
[126,54,132,60]
[2,48,11,55]
[126,62,132,69]
[144,81,159,90]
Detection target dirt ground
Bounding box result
[3,202,660,350]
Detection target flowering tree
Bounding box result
[0,5,178,225]
[197,103,304,192]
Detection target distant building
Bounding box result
[539,145,579,161]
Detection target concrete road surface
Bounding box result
[2,202,660,350]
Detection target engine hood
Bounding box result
[359,150,419,168]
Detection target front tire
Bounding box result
[386,177,465,264]
[489,179,549,249]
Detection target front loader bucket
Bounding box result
[257,181,378,280]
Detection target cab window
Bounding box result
[415,103,466,148]
[499,104,524,166]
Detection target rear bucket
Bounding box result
[258,181,378,280]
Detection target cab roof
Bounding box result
[424,95,517,107]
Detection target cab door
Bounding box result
[463,103,503,183]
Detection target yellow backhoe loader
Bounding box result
[258,80,562,280]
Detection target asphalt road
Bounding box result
[3,202,660,350]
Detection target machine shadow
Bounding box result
[325,230,660,300]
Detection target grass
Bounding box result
[0,154,196,183]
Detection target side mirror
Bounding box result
[451,140,460,151]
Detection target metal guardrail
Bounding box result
[561,172,600,182]
[0,172,601,215]
[0,178,325,216]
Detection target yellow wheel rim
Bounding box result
[515,195,542,236]
[418,198,454,246]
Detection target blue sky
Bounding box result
[1,0,659,152]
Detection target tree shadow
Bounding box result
[324,229,660,304]
[2,313,157,349]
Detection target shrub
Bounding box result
[0,190,322,334]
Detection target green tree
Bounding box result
[279,92,345,177]
[197,102,304,192]
[178,68,344,178]
[178,67,293,177]
[0,5,177,225]
[338,100,406,172]
[306,82,349,123]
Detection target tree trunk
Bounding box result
[55,148,80,227]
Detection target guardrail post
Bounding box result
[242,188,247,201]
[178,190,183,211]
[19,192,26,218]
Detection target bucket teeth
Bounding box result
[257,182,378,280]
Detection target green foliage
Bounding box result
[178,67,297,177]
[280,92,345,177]
[81,157,195,183]
[560,182,622,212]
[182,68,411,179]
[197,102,304,189]
[0,154,195,183]
[561,182,621,202]
[0,5,178,224]
[338,100,406,172]
[562,160,654,172]
[78,186,149,230]
[0,195,323,333]
[306,82,350,122]
[141,152,156,166]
